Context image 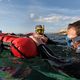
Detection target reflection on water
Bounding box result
[46,33,66,43]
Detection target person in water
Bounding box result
[62,20,80,78]
[27,25,60,46]
[66,20,80,54]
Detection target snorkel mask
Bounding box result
[35,25,44,35]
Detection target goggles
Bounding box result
[35,28,44,35]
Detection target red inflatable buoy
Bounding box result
[3,36,17,42]
[10,38,38,58]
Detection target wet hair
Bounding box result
[68,20,80,36]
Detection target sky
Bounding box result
[0,0,80,33]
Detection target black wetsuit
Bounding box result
[44,34,61,45]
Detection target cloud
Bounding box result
[29,6,80,23]
[30,13,35,18]
[33,14,80,23]
[34,16,60,22]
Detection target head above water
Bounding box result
[35,25,45,35]
[67,20,80,39]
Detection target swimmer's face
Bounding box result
[67,27,77,39]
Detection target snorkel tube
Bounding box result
[66,36,72,47]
